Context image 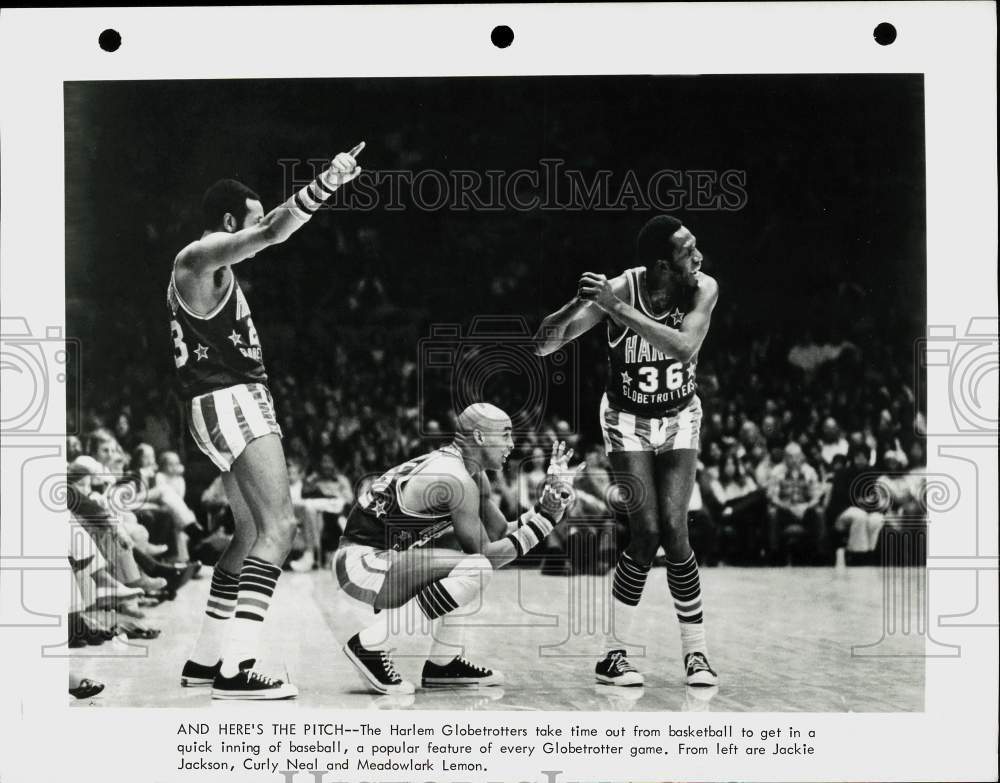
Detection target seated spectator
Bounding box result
[819,417,849,469]
[301,452,355,564]
[111,441,197,563]
[754,442,785,489]
[708,452,765,563]
[765,443,826,564]
[874,445,927,565]
[67,435,84,462]
[827,446,885,565]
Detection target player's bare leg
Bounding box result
[596,451,659,686]
[181,474,255,686]
[212,433,298,699]
[341,547,501,694]
[655,448,717,686]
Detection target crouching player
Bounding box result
[334,403,583,694]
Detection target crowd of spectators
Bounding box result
[71,245,927,587]
[65,430,206,698]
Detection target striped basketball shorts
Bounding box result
[187,382,282,471]
[599,393,702,455]
[333,544,394,607]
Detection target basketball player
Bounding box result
[170,143,364,699]
[335,403,583,694]
[534,215,720,687]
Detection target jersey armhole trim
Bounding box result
[607,270,636,347]
[394,448,462,520]
[634,267,672,321]
[170,263,235,321]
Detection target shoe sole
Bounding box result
[686,672,719,687]
[422,674,504,688]
[180,677,214,688]
[210,686,298,700]
[595,674,644,687]
[342,644,415,695]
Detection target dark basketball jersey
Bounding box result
[342,446,463,551]
[167,265,268,400]
[604,266,698,417]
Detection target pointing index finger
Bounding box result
[348,141,366,158]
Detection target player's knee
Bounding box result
[258,514,297,547]
[453,553,493,590]
[628,523,660,563]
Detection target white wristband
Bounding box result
[505,508,555,558]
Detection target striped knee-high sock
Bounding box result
[189,566,240,666]
[417,580,467,666]
[603,551,651,654]
[666,551,707,657]
[220,556,281,676]
[416,555,492,665]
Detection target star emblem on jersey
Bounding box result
[667,307,685,326]
[228,330,244,346]
[373,499,388,519]
[194,344,209,361]
[621,370,633,386]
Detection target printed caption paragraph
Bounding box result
[174,720,823,776]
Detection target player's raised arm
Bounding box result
[579,271,719,362]
[533,275,628,356]
[176,143,365,275]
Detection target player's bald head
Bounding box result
[456,403,512,440]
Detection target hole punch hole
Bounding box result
[491,25,514,49]
[99,28,122,53]
[873,22,896,46]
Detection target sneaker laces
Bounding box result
[687,652,711,673]
[246,669,280,687]
[379,651,401,682]
[609,651,637,674]
[457,656,490,675]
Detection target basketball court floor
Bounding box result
[70,565,924,712]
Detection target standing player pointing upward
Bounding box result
[169,143,364,699]
[534,215,720,687]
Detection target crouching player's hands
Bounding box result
[505,440,586,559]
[538,440,586,523]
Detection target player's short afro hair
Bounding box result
[202,178,260,231]
[636,215,684,264]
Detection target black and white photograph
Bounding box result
[60,72,929,712]
[1,5,996,783]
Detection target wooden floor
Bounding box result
[70,565,924,712]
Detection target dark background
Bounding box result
[65,74,926,488]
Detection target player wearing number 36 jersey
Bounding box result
[535,215,720,689]
[167,141,365,701]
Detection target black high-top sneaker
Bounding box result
[211,659,298,700]
[421,656,504,688]
[595,649,644,686]
[180,659,221,687]
[684,651,719,687]
[342,633,415,695]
